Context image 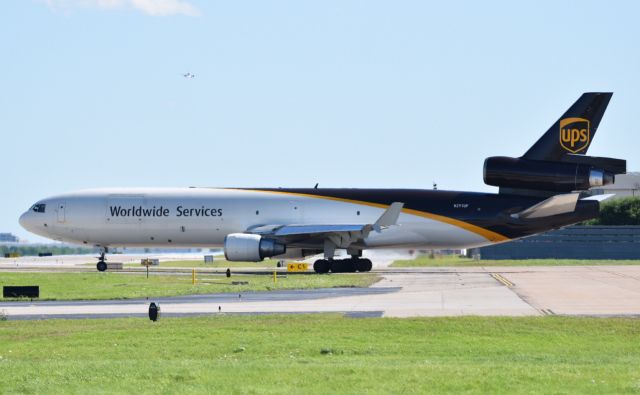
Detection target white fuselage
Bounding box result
[19,187,491,250]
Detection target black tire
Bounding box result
[345,259,358,273]
[313,259,330,274]
[332,259,357,273]
[97,261,107,272]
[330,260,343,273]
[357,258,372,272]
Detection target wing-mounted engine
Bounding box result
[224,233,286,262]
[225,202,405,263]
[484,155,625,196]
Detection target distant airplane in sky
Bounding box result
[19,93,625,273]
[183,73,195,79]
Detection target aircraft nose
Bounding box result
[19,211,33,232]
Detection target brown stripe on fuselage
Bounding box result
[227,188,510,242]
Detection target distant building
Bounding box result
[590,172,640,198]
[478,226,640,260]
[0,233,19,243]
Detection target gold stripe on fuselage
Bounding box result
[229,188,510,243]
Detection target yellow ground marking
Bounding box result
[491,273,514,287]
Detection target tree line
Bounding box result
[0,245,98,257]
[582,196,640,225]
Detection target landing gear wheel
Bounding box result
[96,248,108,272]
[330,260,343,273]
[356,258,372,272]
[345,259,357,273]
[331,259,357,273]
[313,259,330,274]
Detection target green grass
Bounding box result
[391,255,640,267]
[0,272,379,301]
[0,315,638,394]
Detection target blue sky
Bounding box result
[2,0,639,242]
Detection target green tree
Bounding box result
[0,245,97,257]
[583,197,640,225]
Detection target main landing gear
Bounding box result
[313,258,372,274]
[96,248,108,272]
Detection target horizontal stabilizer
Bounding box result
[582,193,616,202]
[512,193,580,219]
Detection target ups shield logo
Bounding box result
[559,117,590,153]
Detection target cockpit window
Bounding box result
[31,203,46,213]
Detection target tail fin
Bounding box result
[522,92,613,161]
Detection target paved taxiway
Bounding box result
[2,251,640,319]
[0,270,534,319]
[495,265,640,316]
[3,265,640,320]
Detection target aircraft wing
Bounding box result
[251,224,368,237]
[246,202,404,248]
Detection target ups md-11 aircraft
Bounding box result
[20,93,626,273]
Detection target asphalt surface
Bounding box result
[1,287,395,320]
[1,269,533,319]
[2,253,640,320]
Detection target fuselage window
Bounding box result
[31,204,46,213]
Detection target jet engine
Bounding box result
[224,233,286,262]
[483,156,615,192]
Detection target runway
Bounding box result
[3,265,639,320]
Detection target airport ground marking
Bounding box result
[287,262,309,272]
[491,273,514,287]
[539,308,556,316]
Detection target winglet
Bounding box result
[374,202,404,232]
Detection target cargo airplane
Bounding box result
[20,93,625,273]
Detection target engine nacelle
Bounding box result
[483,156,615,192]
[271,248,321,260]
[224,233,286,262]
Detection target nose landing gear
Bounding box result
[96,248,108,272]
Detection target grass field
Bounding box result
[0,315,638,394]
[391,255,640,267]
[0,272,379,301]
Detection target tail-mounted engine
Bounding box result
[224,233,286,262]
[484,155,625,194]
